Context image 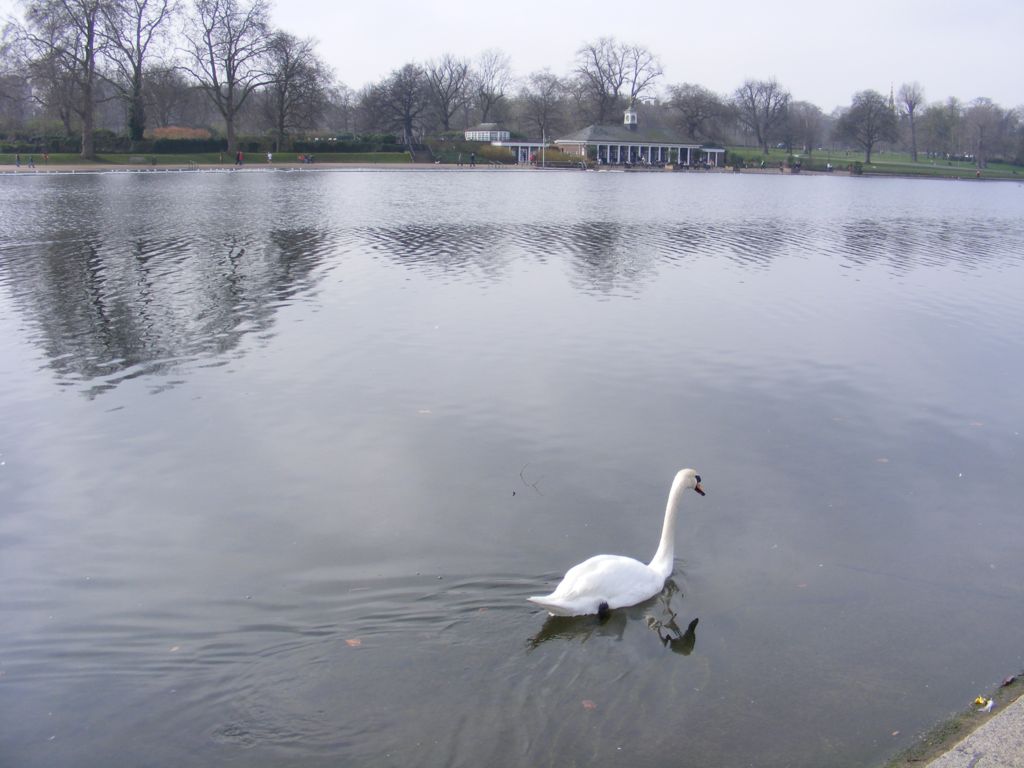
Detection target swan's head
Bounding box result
[677,468,706,497]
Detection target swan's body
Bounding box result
[528,468,705,617]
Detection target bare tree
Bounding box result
[897,82,924,161]
[101,0,175,141]
[0,70,34,130]
[26,49,79,135]
[668,83,731,141]
[180,0,273,152]
[622,43,662,105]
[362,63,430,145]
[144,64,216,127]
[425,53,469,131]
[258,32,331,150]
[732,78,790,154]
[785,100,826,156]
[965,97,1013,168]
[574,38,662,124]
[18,0,107,157]
[320,82,354,133]
[919,97,967,159]
[0,30,37,130]
[471,48,512,123]
[573,37,623,123]
[143,64,188,126]
[518,69,565,138]
[836,89,898,163]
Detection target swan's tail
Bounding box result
[527,595,576,616]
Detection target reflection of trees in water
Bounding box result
[357,218,796,298]
[839,217,1016,273]
[358,223,516,283]
[2,225,333,396]
[543,220,791,297]
[557,221,655,297]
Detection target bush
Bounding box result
[476,145,515,164]
[7,135,76,153]
[151,137,228,153]
[145,126,212,140]
[290,134,401,153]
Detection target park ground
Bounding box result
[1,148,1022,181]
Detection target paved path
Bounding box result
[926,694,1024,768]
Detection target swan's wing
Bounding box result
[544,554,664,610]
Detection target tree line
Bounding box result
[1,0,1021,167]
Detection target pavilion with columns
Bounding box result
[554,105,725,167]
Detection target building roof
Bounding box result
[492,139,549,147]
[556,123,700,147]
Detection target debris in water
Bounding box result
[345,638,362,648]
[581,700,597,710]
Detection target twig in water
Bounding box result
[520,463,544,495]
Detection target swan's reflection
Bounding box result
[527,579,698,654]
[648,614,699,655]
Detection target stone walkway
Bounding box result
[926,694,1024,768]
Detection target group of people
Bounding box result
[222,151,312,165]
[12,152,46,168]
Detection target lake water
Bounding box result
[1,168,1023,767]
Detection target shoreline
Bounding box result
[886,672,1023,767]
[1,161,1018,183]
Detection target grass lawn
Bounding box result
[729,147,1022,180]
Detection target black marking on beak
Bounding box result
[694,483,706,496]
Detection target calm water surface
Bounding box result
[1,169,1023,767]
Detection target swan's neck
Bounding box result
[648,475,687,579]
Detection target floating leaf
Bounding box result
[581,700,597,710]
[345,638,362,648]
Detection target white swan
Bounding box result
[528,468,706,617]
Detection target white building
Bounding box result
[464,123,510,142]
[555,106,725,167]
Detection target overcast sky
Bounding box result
[3,0,1020,112]
[269,0,1022,112]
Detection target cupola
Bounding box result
[624,105,638,130]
